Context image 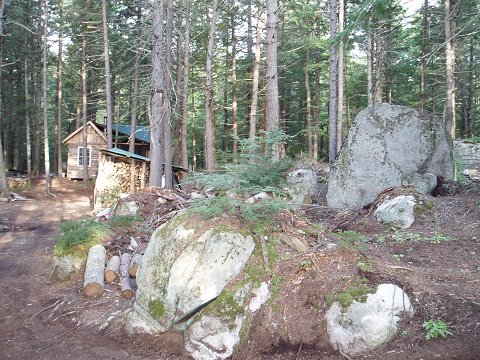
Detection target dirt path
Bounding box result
[0,179,184,360]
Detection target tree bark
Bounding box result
[373,19,383,104]
[83,245,106,298]
[266,0,280,161]
[102,0,113,148]
[128,254,142,278]
[249,3,262,144]
[419,0,428,110]
[305,47,312,159]
[444,0,456,138]
[163,0,174,189]
[24,43,32,186]
[231,10,238,164]
[104,255,120,283]
[204,0,218,171]
[130,6,141,193]
[42,0,52,195]
[367,16,373,106]
[180,0,191,171]
[81,34,89,183]
[150,0,165,187]
[465,35,475,137]
[0,0,9,199]
[336,0,344,153]
[55,0,64,177]
[120,253,133,299]
[328,0,338,164]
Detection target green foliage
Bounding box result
[189,137,291,226]
[148,299,166,319]
[393,230,421,244]
[54,219,112,256]
[426,215,453,244]
[108,215,140,229]
[423,320,453,339]
[54,215,140,256]
[454,160,469,184]
[326,278,374,309]
[335,230,369,249]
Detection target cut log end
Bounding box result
[84,283,103,298]
[128,265,138,278]
[104,270,118,283]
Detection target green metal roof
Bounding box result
[100,147,150,162]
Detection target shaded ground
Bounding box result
[0,177,479,359]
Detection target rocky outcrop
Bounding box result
[327,104,454,208]
[454,140,480,168]
[325,284,413,356]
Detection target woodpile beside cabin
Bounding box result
[62,121,150,180]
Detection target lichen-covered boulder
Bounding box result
[126,212,256,334]
[51,255,86,281]
[325,284,413,356]
[286,169,318,208]
[327,104,454,208]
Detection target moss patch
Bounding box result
[148,299,166,319]
[326,278,375,309]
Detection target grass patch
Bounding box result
[54,215,141,257]
[54,219,112,257]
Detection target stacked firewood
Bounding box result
[110,162,149,193]
[83,244,143,300]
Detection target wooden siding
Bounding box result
[65,124,108,179]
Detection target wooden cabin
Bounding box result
[63,122,152,180]
[62,121,107,179]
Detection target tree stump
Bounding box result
[83,245,106,298]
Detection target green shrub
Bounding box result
[423,320,452,339]
[108,214,140,228]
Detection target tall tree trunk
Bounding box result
[265,0,280,161]
[43,0,52,194]
[367,16,373,105]
[130,6,141,155]
[129,5,141,193]
[336,0,344,153]
[150,0,165,186]
[231,10,238,164]
[249,3,262,143]
[328,0,338,164]
[0,0,9,198]
[419,0,428,110]
[102,0,113,148]
[55,0,64,176]
[173,12,183,166]
[81,34,89,184]
[305,47,313,159]
[180,0,191,170]
[24,43,32,186]
[444,0,456,138]
[373,19,383,104]
[314,41,321,162]
[385,6,393,103]
[163,0,173,189]
[204,0,218,171]
[465,35,475,137]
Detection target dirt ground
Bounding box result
[0,177,479,359]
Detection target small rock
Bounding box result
[374,195,416,229]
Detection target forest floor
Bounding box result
[0,176,479,359]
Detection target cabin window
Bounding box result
[78,147,92,166]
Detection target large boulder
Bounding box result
[327,104,454,208]
[325,284,413,356]
[126,212,256,334]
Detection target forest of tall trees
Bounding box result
[0,0,479,194]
